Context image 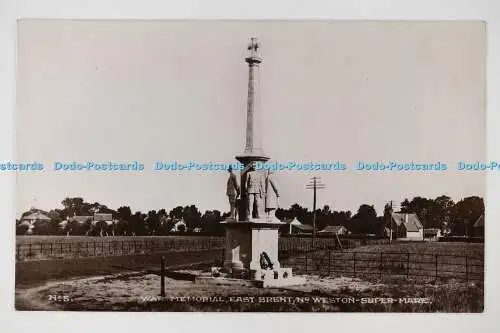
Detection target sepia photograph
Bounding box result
[14,20,486,312]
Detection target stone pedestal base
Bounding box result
[220,219,305,287]
[195,273,307,288]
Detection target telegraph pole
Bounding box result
[306,177,325,249]
[389,200,393,244]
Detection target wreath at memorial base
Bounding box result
[259,251,274,270]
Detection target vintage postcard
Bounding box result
[14,20,485,312]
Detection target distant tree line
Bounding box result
[276,195,483,236]
[16,195,483,237]
[16,197,229,236]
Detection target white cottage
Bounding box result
[390,213,424,240]
[170,219,187,232]
[284,218,313,235]
[21,211,51,235]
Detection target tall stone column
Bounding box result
[236,37,269,222]
[244,40,260,154]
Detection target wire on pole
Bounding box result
[306,176,326,250]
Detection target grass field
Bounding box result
[347,241,484,257]
[15,249,224,289]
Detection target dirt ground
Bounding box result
[15,270,483,312]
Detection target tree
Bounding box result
[16,221,28,235]
[46,209,64,235]
[289,204,309,225]
[348,204,379,234]
[382,203,392,226]
[61,197,85,217]
[117,206,132,222]
[183,205,202,231]
[400,196,435,229]
[156,214,169,235]
[451,196,484,236]
[332,210,351,227]
[63,218,91,236]
[129,211,147,236]
[275,208,287,221]
[432,195,455,230]
[32,220,59,235]
[277,203,351,231]
[201,210,224,235]
[169,206,184,220]
[146,210,161,235]
[93,220,109,236]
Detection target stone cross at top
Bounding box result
[247,37,260,57]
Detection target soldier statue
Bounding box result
[226,165,240,220]
[264,169,279,220]
[245,162,265,219]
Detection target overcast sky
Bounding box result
[15,20,486,217]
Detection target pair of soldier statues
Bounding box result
[226,163,279,221]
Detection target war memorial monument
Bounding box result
[204,38,306,287]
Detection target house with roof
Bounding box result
[68,215,94,224]
[94,213,114,226]
[423,228,442,241]
[20,211,51,235]
[22,211,51,223]
[473,214,484,238]
[63,213,116,236]
[318,225,349,236]
[281,217,313,235]
[170,219,187,232]
[390,212,424,240]
[67,213,114,226]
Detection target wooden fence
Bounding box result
[280,250,484,282]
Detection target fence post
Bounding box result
[305,251,308,273]
[122,240,124,255]
[16,244,20,260]
[353,252,356,278]
[160,256,166,297]
[60,243,63,257]
[328,250,331,274]
[50,243,53,257]
[69,242,72,256]
[465,256,468,282]
[40,243,43,256]
[29,243,32,257]
[332,250,336,275]
[94,242,96,256]
[379,252,383,279]
[435,254,438,282]
[406,253,410,278]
